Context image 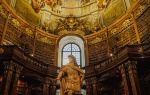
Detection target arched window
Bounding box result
[57,36,86,95]
[58,36,85,68]
[62,43,81,66]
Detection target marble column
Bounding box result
[92,78,97,95]
[1,61,23,95]
[131,14,141,44]
[10,64,23,95]
[0,13,10,45]
[119,64,131,95]
[49,85,53,95]
[1,61,15,95]
[85,40,89,66]
[49,80,56,95]
[127,61,141,95]
[43,78,50,95]
[85,79,91,95]
[52,81,56,95]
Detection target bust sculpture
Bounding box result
[56,55,84,95]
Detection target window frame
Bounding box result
[61,43,81,67]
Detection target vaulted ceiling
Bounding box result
[10,0,137,35]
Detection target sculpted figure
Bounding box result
[56,55,84,95]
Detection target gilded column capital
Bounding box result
[118,64,126,76]
[126,61,137,70]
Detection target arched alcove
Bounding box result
[57,35,85,68]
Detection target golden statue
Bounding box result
[56,55,84,95]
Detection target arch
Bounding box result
[62,43,81,66]
[58,35,85,67]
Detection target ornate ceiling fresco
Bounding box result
[9,0,137,36]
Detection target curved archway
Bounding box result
[58,35,85,68]
[62,43,81,66]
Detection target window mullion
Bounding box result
[71,43,72,55]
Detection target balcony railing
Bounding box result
[0,45,58,77]
[85,44,150,78]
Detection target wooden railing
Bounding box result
[0,45,58,77]
[0,0,150,69]
[85,44,150,78]
[87,6,150,65]
[0,11,57,64]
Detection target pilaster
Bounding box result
[92,77,97,95]
[127,61,141,95]
[43,78,51,95]
[10,64,23,95]
[119,64,131,95]
[1,61,15,95]
[1,61,23,95]
[0,12,10,45]
[85,79,92,95]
